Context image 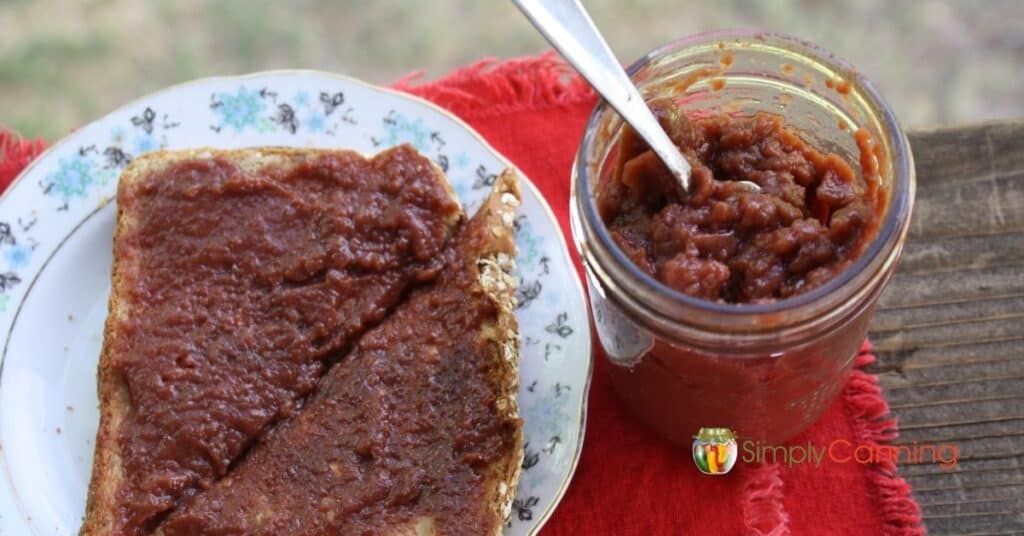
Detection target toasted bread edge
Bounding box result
[474,169,524,535]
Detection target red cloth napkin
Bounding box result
[0,54,924,535]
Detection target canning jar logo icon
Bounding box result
[693,428,738,475]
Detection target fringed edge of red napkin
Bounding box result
[742,460,791,534]
[393,51,595,119]
[845,342,925,534]
[0,129,48,189]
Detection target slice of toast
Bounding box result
[159,171,523,536]
[83,145,463,536]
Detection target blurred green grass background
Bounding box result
[1,0,1021,140]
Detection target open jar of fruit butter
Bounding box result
[570,30,914,445]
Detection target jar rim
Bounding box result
[574,29,915,318]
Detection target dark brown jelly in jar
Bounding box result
[572,31,914,446]
[598,109,882,304]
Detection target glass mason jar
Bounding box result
[570,30,915,446]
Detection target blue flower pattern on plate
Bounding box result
[305,111,326,133]
[382,111,430,151]
[109,127,127,144]
[44,156,96,202]
[0,220,31,309]
[519,382,575,488]
[3,244,31,269]
[212,86,266,132]
[134,134,158,154]
[516,217,545,268]
[453,151,470,169]
[207,87,354,136]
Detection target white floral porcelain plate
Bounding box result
[0,71,592,535]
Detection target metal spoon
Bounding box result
[513,0,760,194]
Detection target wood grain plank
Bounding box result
[909,172,1024,239]
[907,121,1024,184]
[899,453,1024,478]
[872,295,1024,333]
[877,265,1024,309]
[872,316,1023,354]
[896,232,1024,275]
[882,356,1024,386]
[911,470,1024,494]
[920,512,1024,536]
[910,481,1024,507]
[918,497,1024,519]
[869,121,1024,533]
[887,397,1024,424]
[873,337,1022,372]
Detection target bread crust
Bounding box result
[81,146,460,536]
[471,170,524,534]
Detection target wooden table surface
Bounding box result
[868,120,1024,535]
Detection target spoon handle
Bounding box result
[513,0,691,191]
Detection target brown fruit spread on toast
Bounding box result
[160,172,523,536]
[92,146,462,534]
